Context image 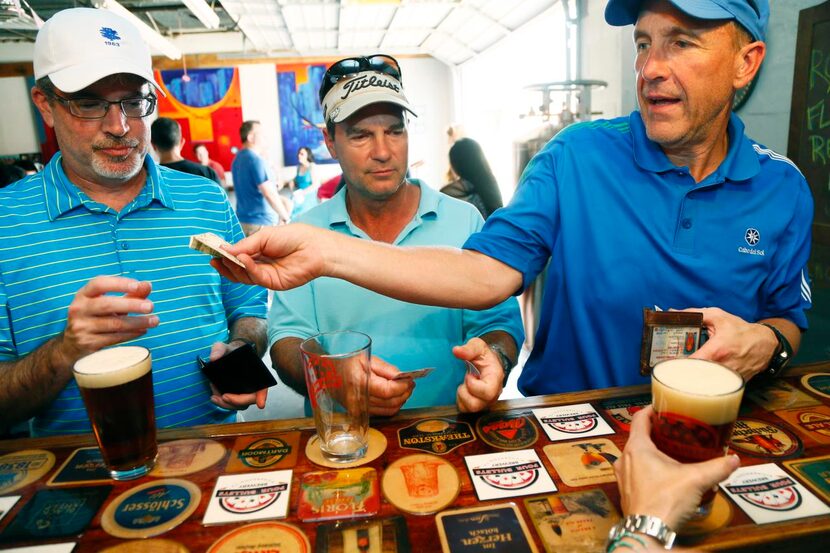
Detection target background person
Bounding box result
[194,143,226,187]
[150,117,220,184]
[288,146,321,218]
[441,137,503,219]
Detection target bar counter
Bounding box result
[1,362,829,552]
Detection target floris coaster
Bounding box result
[801,373,830,400]
[150,438,226,477]
[47,447,110,486]
[397,418,475,455]
[305,428,387,468]
[532,403,615,442]
[783,454,830,505]
[101,479,201,539]
[729,418,803,459]
[465,449,556,501]
[524,490,619,553]
[206,521,311,553]
[100,539,190,553]
[476,411,539,450]
[227,432,301,472]
[436,503,538,553]
[0,450,56,494]
[316,516,411,553]
[678,493,732,537]
[381,454,459,515]
[203,469,292,525]
[297,467,379,522]
[542,439,621,487]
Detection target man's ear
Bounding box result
[322,126,338,159]
[31,87,55,128]
[734,40,765,90]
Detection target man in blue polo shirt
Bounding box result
[0,8,268,436]
[216,0,811,396]
[268,55,523,415]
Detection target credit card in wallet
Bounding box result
[189,232,245,268]
[199,343,277,394]
[392,367,435,380]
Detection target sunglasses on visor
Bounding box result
[318,54,402,102]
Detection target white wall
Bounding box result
[0,77,39,156]
[238,63,284,181]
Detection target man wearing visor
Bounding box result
[0,8,268,436]
[216,1,811,396]
[268,55,523,415]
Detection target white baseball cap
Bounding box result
[321,70,417,124]
[34,7,164,94]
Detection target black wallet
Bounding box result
[199,343,277,394]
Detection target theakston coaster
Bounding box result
[206,521,311,553]
[436,502,538,553]
[305,428,387,468]
[0,450,56,494]
[532,403,615,442]
[476,411,539,450]
[775,405,830,444]
[47,447,110,486]
[800,373,830,400]
[746,379,820,411]
[524,490,620,553]
[598,394,651,432]
[720,463,830,524]
[397,417,475,455]
[203,469,292,525]
[465,449,556,501]
[729,418,803,459]
[297,467,379,522]
[227,432,301,472]
[381,453,459,515]
[0,495,21,524]
[315,516,411,553]
[783,455,830,505]
[542,439,621,487]
[677,493,733,537]
[100,539,190,552]
[101,479,201,539]
[149,438,226,477]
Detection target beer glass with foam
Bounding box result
[73,346,158,480]
[651,358,744,516]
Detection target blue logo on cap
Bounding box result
[100,27,121,42]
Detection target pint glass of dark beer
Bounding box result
[651,358,744,516]
[73,346,158,480]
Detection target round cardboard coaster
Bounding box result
[101,478,201,539]
[0,449,56,494]
[305,428,387,468]
[802,373,830,400]
[678,492,733,536]
[100,539,190,553]
[381,453,460,515]
[729,418,803,459]
[476,411,539,450]
[207,521,311,553]
[149,438,226,477]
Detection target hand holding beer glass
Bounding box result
[651,358,745,517]
[73,346,158,480]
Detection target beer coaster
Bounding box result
[0,495,21,524]
[316,515,411,552]
[203,469,292,525]
[305,428,387,468]
[0,450,56,494]
[801,373,830,400]
[775,405,830,444]
[465,449,556,501]
[101,479,201,539]
[720,463,830,524]
[476,411,539,450]
[532,403,615,442]
[524,490,620,552]
[100,539,189,552]
[542,439,621,487]
[677,493,732,537]
[598,394,651,432]
[729,418,803,459]
[397,417,475,455]
[436,503,538,553]
[381,453,459,515]
[746,379,820,411]
[149,438,226,477]
[47,447,110,486]
[297,467,379,522]
[783,455,830,505]
[206,521,311,553]
[0,544,76,553]
[227,432,301,472]
[0,485,112,541]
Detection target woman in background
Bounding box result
[441,137,502,219]
[290,146,320,218]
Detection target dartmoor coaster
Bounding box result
[100,540,190,553]
[206,521,311,553]
[0,450,56,494]
[101,479,201,539]
[381,454,459,515]
[305,428,387,468]
[227,432,301,472]
[476,411,539,450]
[149,438,226,477]
[729,418,803,459]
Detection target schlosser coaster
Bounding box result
[101,479,201,539]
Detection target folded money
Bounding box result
[189,232,245,268]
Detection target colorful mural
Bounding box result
[276,62,335,165]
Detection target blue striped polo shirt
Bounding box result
[0,154,267,436]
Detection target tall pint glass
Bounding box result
[73,346,158,480]
[651,358,745,516]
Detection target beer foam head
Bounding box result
[653,358,743,395]
[74,346,151,389]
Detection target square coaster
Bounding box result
[316,516,411,552]
[203,470,292,525]
[532,403,615,442]
[720,463,830,524]
[297,467,379,522]
[227,432,301,472]
[0,496,21,524]
[598,395,651,432]
[47,447,110,486]
[436,503,538,553]
[542,439,621,487]
[783,455,830,505]
[775,405,830,445]
[0,486,112,542]
[746,380,820,411]
[465,449,556,501]
[524,490,620,553]
[0,544,76,553]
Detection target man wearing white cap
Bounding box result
[0,8,268,436]
[267,55,523,415]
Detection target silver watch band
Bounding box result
[608,514,676,550]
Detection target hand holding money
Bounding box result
[189,232,245,268]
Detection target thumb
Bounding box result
[694,454,740,489]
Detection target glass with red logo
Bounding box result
[651,358,745,516]
[301,331,371,463]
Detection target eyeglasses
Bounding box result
[318,54,402,102]
[45,91,157,119]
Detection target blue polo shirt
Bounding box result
[268,181,524,409]
[464,112,813,396]
[0,154,267,435]
[231,148,276,225]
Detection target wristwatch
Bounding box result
[607,514,676,550]
[488,343,513,386]
[760,323,792,377]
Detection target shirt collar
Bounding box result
[42,153,175,221]
[630,111,760,182]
